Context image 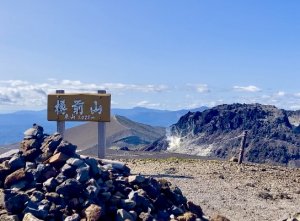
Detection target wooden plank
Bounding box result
[47,93,111,122]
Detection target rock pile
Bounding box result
[0,125,208,221]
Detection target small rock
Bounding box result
[229,157,238,162]
[20,139,40,151]
[84,204,102,221]
[76,164,90,183]
[0,214,20,221]
[46,152,69,166]
[177,212,197,221]
[41,133,62,153]
[37,151,53,163]
[54,141,77,156]
[85,158,101,176]
[25,162,36,170]
[43,177,59,192]
[55,173,68,184]
[56,179,83,198]
[128,175,145,183]
[85,184,100,199]
[157,211,169,221]
[99,192,111,201]
[119,146,129,151]
[8,155,25,171]
[129,210,137,221]
[66,158,84,167]
[68,198,81,209]
[4,191,29,213]
[61,164,76,177]
[23,213,43,221]
[23,207,48,220]
[32,124,44,139]
[64,213,80,221]
[120,199,136,210]
[139,212,153,221]
[169,205,184,216]
[23,149,41,162]
[45,192,64,205]
[154,194,171,210]
[37,164,57,183]
[24,128,38,139]
[187,201,203,217]
[116,209,134,221]
[4,168,27,188]
[290,213,300,221]
[24,199,50,219]
[0,168,10,186]
[30,191,44,202]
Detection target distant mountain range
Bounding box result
[0,106,207,145]
[112,107,207,127]
[0,110,82,146]
[145,103,300,167]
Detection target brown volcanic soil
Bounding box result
[112,156,300,221]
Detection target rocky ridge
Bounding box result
[145,103,300,167]
[0,125,209,221]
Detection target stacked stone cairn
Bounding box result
[0,125,207,221]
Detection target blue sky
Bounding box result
[1,1,300,112]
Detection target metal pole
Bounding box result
[56,90,65,138]
[97,90,106,158]
[238,131,247,164]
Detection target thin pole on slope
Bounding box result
[238,131,248,164]
[97,90,107,159]
[56,90,65,138]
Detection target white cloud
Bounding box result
[187,84,210,93]
[276,91,285,96]
[196,84,209,93]
[0,79,169,111]
[102,83,168,93]
[233,85,261,92]
[2,79,300,112]
[136,100,161,108]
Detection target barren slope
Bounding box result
[123,158,300,221]
[64,115,165,150]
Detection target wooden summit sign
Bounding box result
[47,93,111,122]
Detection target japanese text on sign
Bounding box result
[48,93,111,122]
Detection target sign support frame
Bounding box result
[56,89,65,138]
[49,90,110,158]
[97,90,106,158]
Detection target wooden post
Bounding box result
[56,90,65,138]
[238,131,247,164]
[97,90,107,158]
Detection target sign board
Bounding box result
[47,93,111,122]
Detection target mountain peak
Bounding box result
[146,103,300,167]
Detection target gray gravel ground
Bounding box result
[120,158,300,221]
